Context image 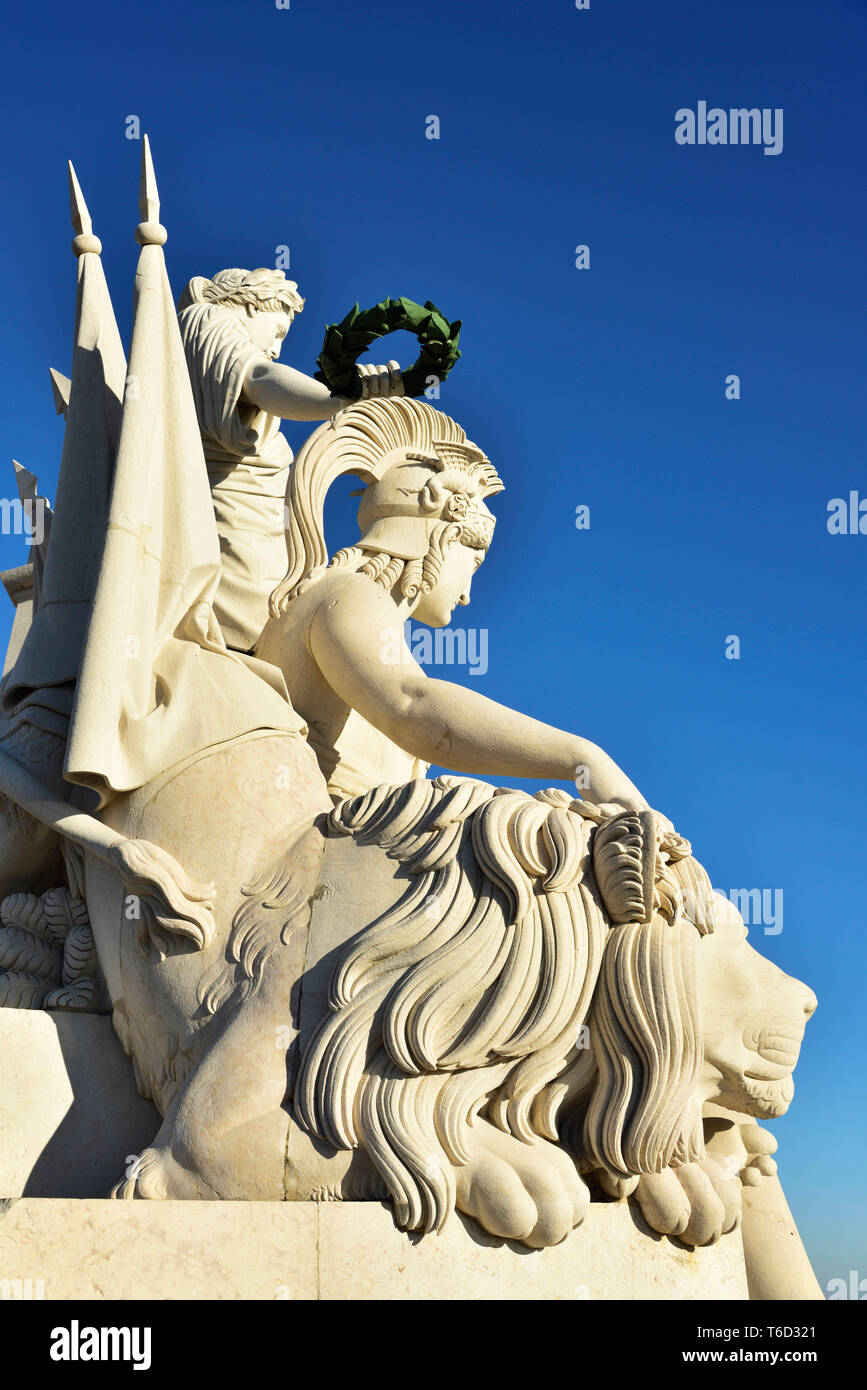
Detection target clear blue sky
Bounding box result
[2,0,865,1291]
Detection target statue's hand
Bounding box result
[357,360,405,399]
[571,796,651,822]
[599,797,650,818]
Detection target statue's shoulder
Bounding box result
[258,568,359,659]
[259,568,399,694]
[275,568,383,627]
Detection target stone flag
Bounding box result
[64,139,304,807]
[1,164,125,743]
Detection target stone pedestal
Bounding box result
[0,1197,748,1301]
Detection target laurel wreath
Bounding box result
[315,297,462,400]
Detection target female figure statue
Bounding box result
[257,395,645,809]
[178,268,403,651]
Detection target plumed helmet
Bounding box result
[358,440,502,561]
[271,398,504,614]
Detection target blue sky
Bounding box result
[2,0,865,1290]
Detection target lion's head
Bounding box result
[695,893,817,1121]
[569,842,817,1181]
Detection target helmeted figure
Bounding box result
[259,398,506,799]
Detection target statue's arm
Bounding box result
[242,360,403,422]
[242,360,349,421]
[308,576,648,808]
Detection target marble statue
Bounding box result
[0,138,820,1299]
[178,267,404,652]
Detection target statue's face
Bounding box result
[246,309,293,360]
[413,542,485,627]
[693,900,817,1118]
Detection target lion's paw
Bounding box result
[110,1145,220,1201]
[633,1157,741,1247]
[455,1119,589,1248]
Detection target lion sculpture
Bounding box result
[0,172,816,1270]
[95,764,814,1252]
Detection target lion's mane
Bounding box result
[558,847,721,1181]
[293,776,607,1232]
[292,783,733,1229]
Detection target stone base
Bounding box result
[0,1197,748,1301]
[0,1010,159,1198]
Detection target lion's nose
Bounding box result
[802,986,818,1018]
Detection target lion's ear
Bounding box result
[668,854,718,934]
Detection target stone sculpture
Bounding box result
[178,267,403,652]
[0,137,820,1299]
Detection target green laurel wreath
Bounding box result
[315,297,462,400]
